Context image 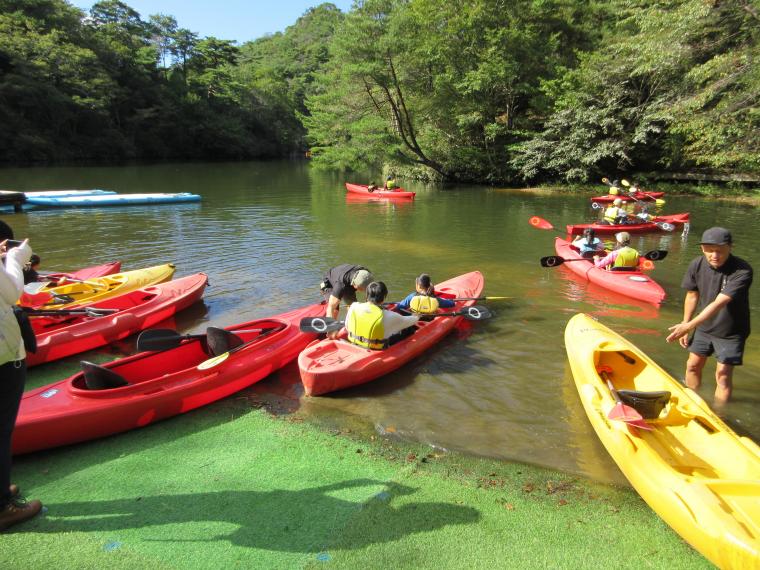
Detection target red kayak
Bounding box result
[299,271,484,396]
[566,213,689,235]
[27,273,209,367]
[591,191,665,203]
[345,182,416,199]
[12,301,325,454]
[553,238,665,305]
[38,261,122,282]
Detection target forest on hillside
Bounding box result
[1,0,758,184]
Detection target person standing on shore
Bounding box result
[0,237,43,530]
[666,227,753,404]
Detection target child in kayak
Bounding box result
[395,273,456,314]
[345,281,419,349]
[572,228,604,258]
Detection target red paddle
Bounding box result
[598,366,653,431]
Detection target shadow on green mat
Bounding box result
[24,479,480,551]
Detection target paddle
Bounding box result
[589,203,675,231]
[299,305,493,334]
[384,295,510,307]
[23,306,118,318]
[540,249,668,268]
[136,327,264,352]
[598,366,653,431]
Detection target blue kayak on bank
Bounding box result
[24,190,116,199]
[25,192,201,208]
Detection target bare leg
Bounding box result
[684,352,707,391]
[714,362,734,404]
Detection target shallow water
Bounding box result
[2,161,758,484]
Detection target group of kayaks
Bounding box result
[531,186,693,306]
[13,266,484,456]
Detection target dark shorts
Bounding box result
[688,330,746,365]
[319,281,357,305]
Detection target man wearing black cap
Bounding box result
[666,227,753,403]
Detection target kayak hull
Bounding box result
[299,271,484,396]
[25,193,201,207]
[345,182,416,199]
[27,273,209,367]
[591,191,665,203]
[40,261,122,282]
[554,238,665,305]
[565,313,760,569]
[567,213,690,235]
[20,263,176,309]
[12,302,325,454]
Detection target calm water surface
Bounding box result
[1,161,758,485]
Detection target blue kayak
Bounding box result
[25,192,201,207]
[24,190,116,199]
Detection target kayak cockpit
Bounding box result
[67,319,289,394]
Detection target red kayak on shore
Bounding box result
[566,213,689,235]
[591,191,665,203]
[27,273,209,367]
[553,238,665,305]
[298,271,484,396]
[12,301,325,454]
[345,182,416,199]
[38,261,122,282]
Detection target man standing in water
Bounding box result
[666,227,753,404]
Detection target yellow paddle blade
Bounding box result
[197,351,230,370]
[655,199,666,206]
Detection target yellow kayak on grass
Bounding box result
[565,313,760,569]
[22,264,176,309]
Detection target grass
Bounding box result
[2,393,712,569]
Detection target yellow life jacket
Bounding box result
[385,178,396,190]
[347,302,386,350]
[409,295,440,314]
[614,246,640,268]
[604,206,620,223]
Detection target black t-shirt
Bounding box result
[681,254,753,337]
[324,264,364,301]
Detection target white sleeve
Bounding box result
[382,310,419,338]
[0,242,30,305]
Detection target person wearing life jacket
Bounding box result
[602,198,628,225]
[385,175,397,191]
[345,281,419,350]
[572,228,605,258]
[594,232,640,270]
[395,273,456,314]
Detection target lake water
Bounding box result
[1,160,757,484]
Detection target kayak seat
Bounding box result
[206,327,244,356]
[609,266,637,272]
[81,361,131,390]
[618,390,671,419]
[386,325,417,347]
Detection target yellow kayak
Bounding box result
[565,313,760,569]
[22,264,176,309]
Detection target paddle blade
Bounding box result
[655,199,666,206]
[529,216,553,230]
[540,255,565,268]
[608,402,643,422]
[591,202,602,210]
[601,177,611,186]
[459,305,492,320]
[299,317,344,334]
[621,179,631,187]
[644,249,668,261]
[137,329,185,351]
[656,222,675,232]
[197,351,229,370]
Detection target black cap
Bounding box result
[700,227,732,246]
